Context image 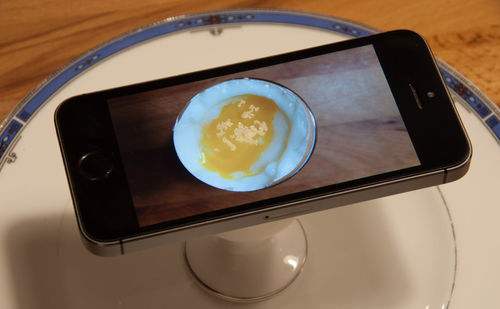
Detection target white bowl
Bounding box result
[173,78,316,192]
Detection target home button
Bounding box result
[78,151,114,181]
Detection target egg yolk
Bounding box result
[200,94,284,179]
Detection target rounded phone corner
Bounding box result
[79,232,123,257]
[444,147,473,183]
[76,224,123,257]
[380,29,426,43]
[445,123,473,183]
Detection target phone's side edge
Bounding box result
[444,149,472,183]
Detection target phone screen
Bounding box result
[107,44,420,227]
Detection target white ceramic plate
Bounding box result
[0,9,499,308]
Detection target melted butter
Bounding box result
[200,94,281,179]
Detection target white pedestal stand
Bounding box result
[185,219,307,302]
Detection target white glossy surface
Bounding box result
[9,183,456,308]
[0,17,496,308]
[185,219,307,301]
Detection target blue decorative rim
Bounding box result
[0,9,498,166]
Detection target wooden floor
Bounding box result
[0,0,499,123]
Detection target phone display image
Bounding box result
[106,44,419,227]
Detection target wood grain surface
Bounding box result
[1,0,499,123]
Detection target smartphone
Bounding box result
[55,30,471,256]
